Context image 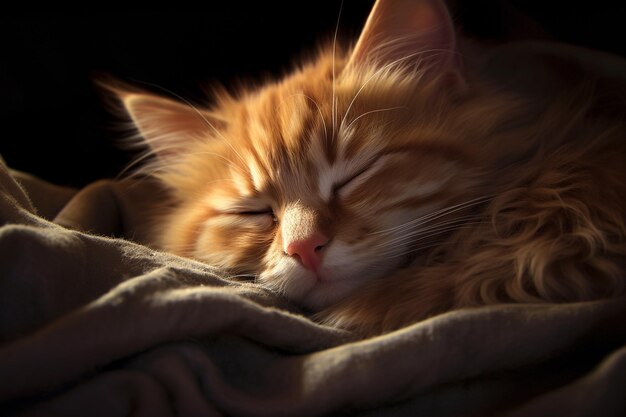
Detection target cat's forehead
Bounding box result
[225,60,430,203]
[241,68,394,150]
[235,88,387,203]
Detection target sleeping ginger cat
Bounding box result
[106,0,626,336]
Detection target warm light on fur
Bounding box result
[112,0,626,336]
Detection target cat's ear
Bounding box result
[348,0,462,82]
[98,79,222,161]
[119,92,216,160]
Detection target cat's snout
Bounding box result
[284,232,329,273]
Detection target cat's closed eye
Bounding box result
[219,202,278,228]
[332,165,372,196]
[237,209,278,223]
[332,154,394,199]
[229,207,276,219]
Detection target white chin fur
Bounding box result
[260,264,363,310]
[260,246,405,310]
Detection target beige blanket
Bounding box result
[1,156,625,416]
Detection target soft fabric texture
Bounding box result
[1,156,625,416]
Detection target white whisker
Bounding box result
[386,214,484,235]
[384,239,465,260]
[345,106,407,132]
[340,48,458,132]
[376,216,487,248]
[332,1,344,136]
[379,221,488,253]
[370,195,495,236]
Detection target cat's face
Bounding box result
[117,0,494,309]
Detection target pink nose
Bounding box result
[285,232,329,272]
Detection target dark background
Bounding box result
[1,2,625,187]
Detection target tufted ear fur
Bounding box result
[348,0,462,82]
[119,92,222,161]
[97,76,230,165]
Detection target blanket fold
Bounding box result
[1,156,625,416]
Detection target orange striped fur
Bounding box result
[114,0,626,336]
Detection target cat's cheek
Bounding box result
[191,215,272,272]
